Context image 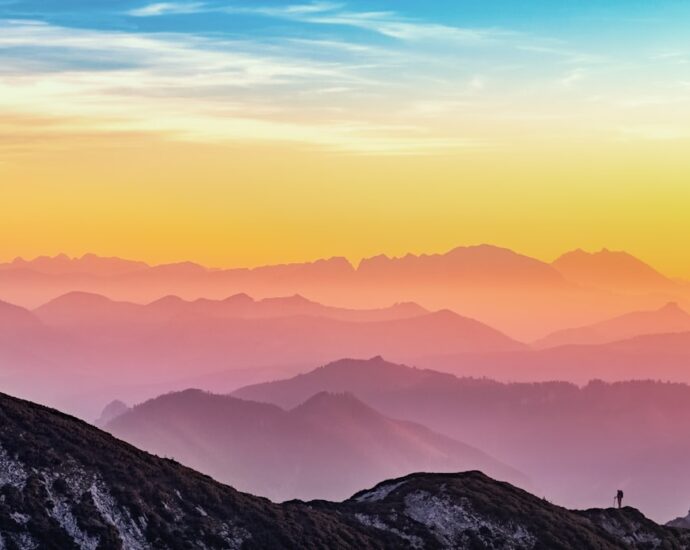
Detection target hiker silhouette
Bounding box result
[615,490,624,509]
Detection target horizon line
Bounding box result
[0,243,642,271]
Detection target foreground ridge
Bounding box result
[0,391,688,549]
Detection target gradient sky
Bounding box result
[1,1,690,275]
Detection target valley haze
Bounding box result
[2,0,690,547]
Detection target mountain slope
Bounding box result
[0,391,390,549]
[343,473,690,549]
[3,290,520,421]
[26,304,522,391]
[668,510,690,530]
[357,245,565,285]
[234,358,690,522]
[7,245,689,340]
[35,292,430,327]
[0,299,42,332]
[34,293,517,357]
[0,253,149,276]
[94,399,130,427]
[34,291,147,328]
[106,389,524,501]
[534,302,690,348]
[233,356,450,409]
[552,249,676,292]
[1,390,687,549]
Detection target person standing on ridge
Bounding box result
[614,490,624,509]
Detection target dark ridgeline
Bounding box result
[1,391,689,549]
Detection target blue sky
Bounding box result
[4,0,690,37]
[2,1,690,271]
[1,1,690,153]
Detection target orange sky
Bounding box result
[2,129,689,277]
[2,3,690,277]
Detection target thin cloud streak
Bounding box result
[129,1,514,44]
[0,19,484,153]
[129,2,207,17]
[3,1,689,153]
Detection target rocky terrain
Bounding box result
[1,391,689,549]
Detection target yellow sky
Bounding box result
[3,5,690,276]
[2,127,689,278]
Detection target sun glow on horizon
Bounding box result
[1,1,690,276]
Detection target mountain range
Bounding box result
[34,291,429,327]
[552,249,678,293]
[234,356,690,522]
[0,293,523,419]
[2,245,687,340]
[418,329,690,385]
[6,286,690,422]
[1,390,688,549]
[534,301,690,348]
[105,389,524,502]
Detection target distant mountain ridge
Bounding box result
[29,294,523,373]
[3,245,687,340]
[234,357,690,522]
[1,290,522,422]
[106,388,525,501]
[34,291,429,326]
[534,302,690,348]
[2,246,677,286]
[0,298,41,331]
[0,253,149,276]
[1,390,688,549]
[357,244,565,285]
[668,510,690,530]
[552,248,677,291]
[94,399,130,427]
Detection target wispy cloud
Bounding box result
[128,2,207,17]
[560,68,587,88]
[128,1,342,18]
[619,124,690,141]
[4,1,687,154]
[0,19,482,154]
[129,1,513,44]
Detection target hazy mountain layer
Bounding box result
[236,357,690,521]
[2,246,687,340]
[106,389,525,502]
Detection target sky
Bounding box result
[1,1,690,275]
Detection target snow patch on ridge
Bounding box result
[1,532,38,550]
[37,464,148,550]
[43,472,100,550]
[0,445,27,490]
[354,513,423,548]
[404,490,537,549]
[10,512,29,525]
[218,522,252,550]
[356,480,407,502]
[595,514,663,547]
[47,498,98,549]
[89,479,148,550]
